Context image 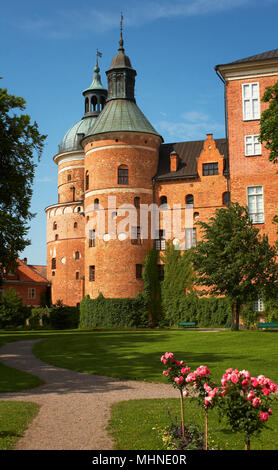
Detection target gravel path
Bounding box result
[0,340,177,450]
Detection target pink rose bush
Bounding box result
[218,368,278,449]
[161,353,278,450]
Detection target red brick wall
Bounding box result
[227,75,278,246]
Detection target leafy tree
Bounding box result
[0,288,29,327]
[259,80,278,164]
[191,203,278,330]
[160,241,195,325]
[0,84,46,281]
[142,248,161,327]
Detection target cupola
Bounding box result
[82,50,108,118]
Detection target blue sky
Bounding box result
[1,0,278,265]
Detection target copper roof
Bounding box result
[156,138,228,180]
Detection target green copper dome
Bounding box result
[59,117,96,153]
[87,99,162,139]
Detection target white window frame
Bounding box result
[185,228,196,249]
[242,82,260,121]
[245,135,262,156]
[28,288,36,300]
[253,297,264,312]
[247,186,264,224]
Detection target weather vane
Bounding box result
[120,12,123,34]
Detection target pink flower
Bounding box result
[247,391,255,401]
[204,396,213,407]
[195,365,210,377]
[174,376,184,386]
[186,373,197,383]
[240,369,251,379]
[241,379,249,388]
[268,408,273,415]
[262,387,270,395]
[252,397,261,408]
[230,373,239,384]
[251,378,259,388]
[183,390,188,397]
[180,366,190,376]
[162,370,169,376]
[260,412,269,421]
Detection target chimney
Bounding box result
[170,151,179,172]
[23,257,27,264]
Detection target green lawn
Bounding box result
[0,401,40,450]
[108,398,278,451]
[31,329,278,384]
[1,328,278,451]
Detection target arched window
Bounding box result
[74,222,78,228]
[94,198,99,209]
[75,251,80,260]
[67,174,71,182]
[85,97,89,113]
[160,195,167,205]
[51,258,56,270]
[55,234,59,241]
[134,197,140,208]
[91,95,97,112]
[186,194,194,206]
[53,222,57,230]
[223,191,230,206]
[118,165,128,184]
[85,171,89,190]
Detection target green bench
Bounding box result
[258,322,278,329]
[178,322,196,328]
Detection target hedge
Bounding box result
[79,293,149,329]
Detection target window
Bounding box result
[94,198,99,209]
[89,265,95,282]
[158,264,164,281]
[155,229,165,251]
[67,174,72,182]
[245,135,261,156]
[51,258,56,270]
[242,83,260,120]
[185,228,196,249]
[186,194,194,206]
[136,264,143,279]
[85,171,89,190]
[53,222,57,230]
[160,195,167,205]
[247,186,264,223]
[202,163,218,176]
[89,229,95,247]
[52,271,55,277]
[75,251,80,260]
[253,297,264,312]
[28,288,36,300]
[74,222,78,228]
[134,197,140,208]
[131,226,141,245]
[76,271,79,280]
[118,165,128,184]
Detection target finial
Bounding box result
[94,49,102,73]
[119,12,124,50]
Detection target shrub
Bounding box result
[263,298,278,322]
[0,288,30,328]
[79,293,149,329]
[48,300,79,329]
[28,307,50,329]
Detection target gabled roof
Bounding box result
[155,138,228,181]
[3,259,49,284]
[215,48,278,69]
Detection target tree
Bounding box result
[259,80,278,164]
[191,203,278,330]
[160,241,195,325]
[0,84,46,281]
[142,248,161,327]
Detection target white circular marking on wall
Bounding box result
[61,257,66,264]
[173,238,180,246]
[118,232,127,241]
[103,233,110,242]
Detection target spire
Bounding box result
[119,12,124,51]
[82,50,107,118]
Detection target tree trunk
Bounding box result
[232,301,240,331]
[179,389,185,438]
[205,409,208,450]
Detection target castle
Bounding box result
[45,32,278,307]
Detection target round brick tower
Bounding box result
[45,56,107,305]
[82,33,163,298]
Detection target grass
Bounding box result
[30,329,278,384]
[0,401,40,450]
[108,398,278,451]
[1,328,278,450]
